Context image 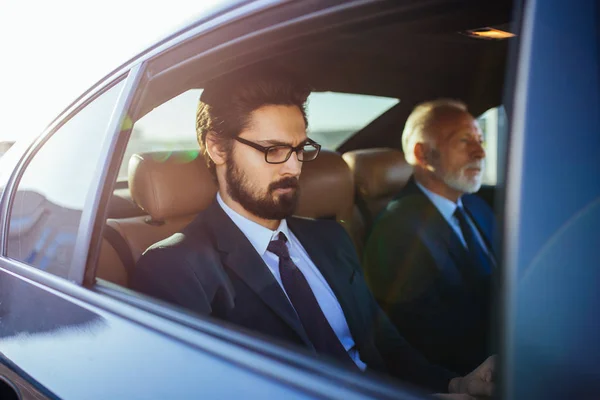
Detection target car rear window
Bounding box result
[119,89,399,180]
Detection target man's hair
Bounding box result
[401,98,468,165]
[196,67,311,177]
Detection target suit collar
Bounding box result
[400,178,473,273]
[205,201,313,348]
[401,177,493,284]
[414,179,463,223]
[216,192,291,257]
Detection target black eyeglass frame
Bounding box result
[234,136,322,164]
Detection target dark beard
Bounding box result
[225,157,300,221]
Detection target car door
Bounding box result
[501,0,600,398]
[0,1,428,399]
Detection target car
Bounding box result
[0,0,598,398]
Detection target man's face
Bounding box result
[427,110,486,194]
[225,105,306,220]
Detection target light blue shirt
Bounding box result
[217,193,366,370]
[415,181,492,259]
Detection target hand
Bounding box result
[448,355,496,397]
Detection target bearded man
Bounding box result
[131,71,496,398]
[363,99,497,376]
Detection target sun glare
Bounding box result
[0,0,225,143]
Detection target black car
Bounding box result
[0,0,598,399]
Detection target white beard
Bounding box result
[438,161,484,194]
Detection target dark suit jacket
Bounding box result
[363,177,495,375]
[131,200,456,392]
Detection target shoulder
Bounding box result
[375,191,431,230]
[288,216,350,240]
[288,216,355,252]
[462,193,493,214]
[289,215,342,231]
[140,211,215,263]
[462,193,496,232]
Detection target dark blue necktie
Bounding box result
[267,232,354,366]
[454,206,493,276]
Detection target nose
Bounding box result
[472,139,486,160]
[281,151,302,176]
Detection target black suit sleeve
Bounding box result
[333,222,457,392]
[363,207,489,375]
[371,302,458,392]
[131,245,212,315]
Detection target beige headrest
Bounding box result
[296,150,354,224]
[129,151,217,221]
[342,148,412,200]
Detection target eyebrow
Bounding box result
[257,138,309,146]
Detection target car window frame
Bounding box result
[0,69,139,285]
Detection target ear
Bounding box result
[206,131,227,166]
[413,142,430,167]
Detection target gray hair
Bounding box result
[401,98,468,165]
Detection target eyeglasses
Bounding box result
[234,137,321,164]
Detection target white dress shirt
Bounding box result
[415,181,493,259]
[217,193,366,370]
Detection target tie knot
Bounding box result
[454,206,467,219]
[267,232,290,260]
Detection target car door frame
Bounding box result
[500,0,600,398]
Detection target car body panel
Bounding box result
[501,0,600,398]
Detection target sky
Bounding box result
[0,0,225,142]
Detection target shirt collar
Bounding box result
[216,192,290,256]
[415,180,463,223]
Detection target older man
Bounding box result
[363,99,496,375]
[131,72,495,397]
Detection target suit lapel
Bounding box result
[420,202,474,278]
[401,178,478,285]
[205,201,313,348]
[287,219,365,343]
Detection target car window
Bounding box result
[477,105,507,186]
[119,89,399,180]
[7,80,125,278]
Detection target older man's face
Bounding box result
[428,110,486,194]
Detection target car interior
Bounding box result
[91,0,513,302]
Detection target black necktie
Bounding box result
[267,232,355,366]
[454,206,493,275]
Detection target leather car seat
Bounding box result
[342,148,413,254]
[105,151,217,273]
[97,238,129,286]
[295,149,356,242]
[98,149,357,286]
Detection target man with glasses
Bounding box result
[131,68,494,398]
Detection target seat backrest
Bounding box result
[96,238,128,286]
[296,149,355,228]
[342,148,413,247]
[100,149,358,286]
[107,151,217,265]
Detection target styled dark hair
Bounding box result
[196,66,311,177]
